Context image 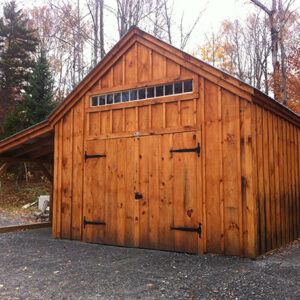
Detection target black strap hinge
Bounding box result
[84,216,106,228]
[171,223,202,238]
[85,151,106,162]
[170,143,200,158]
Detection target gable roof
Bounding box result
[0,26,299,158]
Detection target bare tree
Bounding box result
[250,0,295,103]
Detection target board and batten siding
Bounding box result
[251,102,300,256]
[52,41,299,258]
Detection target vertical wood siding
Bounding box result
[52,40,299,257]
[252,103,300,255]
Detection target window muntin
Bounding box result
[90,79,193,107]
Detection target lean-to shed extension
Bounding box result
[0,27,299,258]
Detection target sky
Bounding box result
[1,0,299,53]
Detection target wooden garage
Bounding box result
[0,27,299,258]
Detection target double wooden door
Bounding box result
[83,130,202,253]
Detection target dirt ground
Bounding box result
[0,228,299,300]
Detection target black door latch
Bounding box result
[135,192,143,199]
[171,223,202,238]
[84,216,106,228]
[84,151,106,162]
[170,143,201,158]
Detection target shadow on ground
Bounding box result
[0,228,299,299]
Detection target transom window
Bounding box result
[90,79,193,107]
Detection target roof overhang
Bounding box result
[0,121,54,164]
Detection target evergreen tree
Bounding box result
[23,48,55,127]
[0,1,38,122]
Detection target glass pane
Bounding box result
[184,80,193,92]
[91,96,98,106]
[165,84,173,96]
[138,88,146,100]
[147,87,154,98]
[130,90,137,101]
[114,92,121,103]
[156,85,164,97]
[174,82,183,94]
[99,95,106,105]
[122,91,129,102]
[107,93,113,104]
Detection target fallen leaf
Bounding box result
[53,271,59,274]
[146,284,153,287]
[0,284,3,289]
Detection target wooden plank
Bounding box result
[71,101,84,240]
[166,102,179,128]
[0,222,51,234]
[148,135,160,249]
[250,102,258,255]
[56,120,63,238]
[113,57,123,86]
[278,118,286,245]
[218,87,224,254]
[112,109,123,133]
[124,138,137,247]
[291,125,297,240]
[125,45,136,85]
[273,115,281,247]
[139,136,150,248]
[137,43,150,82]
[200,77,207,252]
[116,138,126,245]
[125,108,136,132]
[296,128,300,237]
[52,124,59,238]
[138,106,149,131]
[105,139,118,244]
[262,108,271,251]
[151,104,163,130]
[267,111,276,249]
[159,134,174,251]
[204,80,221,253]
[222,89,239,255]
[166,58,180,78]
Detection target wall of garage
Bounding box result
[52,41,299,258]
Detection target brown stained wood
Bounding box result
[112,110,123,133]
[61,113,73,239]
[273,115,281,247]
[159,134,174,251]
[105,139,118,245]
[125,108,136,132]
[241,100,256,258]
[116,138,126,245]
[139,137,150,248]
[200,77,207,253]
[282,121,289,243]
[278,118,286,245]
[89,112,100,137]
[181,100,194,127]
[166,58,180,78]
[124,138,137,247]
[52,124,58,238]
[0,222,51,234]
[151,104,163,130]
[262,108,271,251]
[125,45,136,85]
[250,102,258,255]
[218,88,224,254]
[137,43,151,82]
[267,112,276,249]
[205,80,222,253]
[222,90,239,255]
[291,125,297,240]
[100,111,110,135]
[138,106,149,131]
[113,57,123,86]
[286,123,293,242]
[71,101,84,240]
[166,102,178,128]
[56,120,63,238]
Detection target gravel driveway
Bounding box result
[0,228,299,300]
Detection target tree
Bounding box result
[250,0,296,104]
[0,1,38,122]
[22,49,55,127]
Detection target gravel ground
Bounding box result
[0,228,299,300]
